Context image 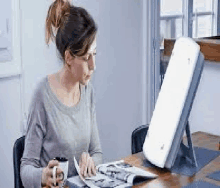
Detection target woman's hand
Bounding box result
[79,152,96,178]
[41,159,63,188]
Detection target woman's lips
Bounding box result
[86,75,91,79]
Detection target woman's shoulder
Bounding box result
[31,76,48,102]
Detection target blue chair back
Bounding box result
[131,125,149,154]
[13,136,25,188]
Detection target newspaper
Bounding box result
[67,157,157,188]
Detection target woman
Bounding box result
[20,0,102,187]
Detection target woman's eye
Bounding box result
[83,53,96,61]
[83,56,89,61]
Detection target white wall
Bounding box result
[0,76,22,188]
[189,61,220,136]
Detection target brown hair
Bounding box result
[45,0,97,61]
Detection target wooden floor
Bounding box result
[123,131,220,188]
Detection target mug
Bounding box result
[53,157,69,187]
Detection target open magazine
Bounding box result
[66,157,157,188]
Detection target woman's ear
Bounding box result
[64,50,74,66]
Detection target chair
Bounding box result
[131,124,149,154]
[13,136,25,188]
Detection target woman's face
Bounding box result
[67,38,97,85]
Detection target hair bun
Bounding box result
[46,0,71,44]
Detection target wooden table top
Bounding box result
[123,131,220,188]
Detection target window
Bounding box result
[159,0,219,86]
[192,0,217,38]
[160,0,183,39]
[160,0,218,40]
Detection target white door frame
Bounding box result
[142,0,160,125]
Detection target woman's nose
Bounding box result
[88,56,96,70]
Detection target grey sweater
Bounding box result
[20,76,102,188]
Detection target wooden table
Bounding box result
[123,131,220,188]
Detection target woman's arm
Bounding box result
[20,89,47,188]
[88,86,103,166]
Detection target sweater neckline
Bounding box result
[45,76,84,113]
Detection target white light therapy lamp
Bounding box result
[143,37,204,169]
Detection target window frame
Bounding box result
[160,0,219,39]
[143,0,160,124]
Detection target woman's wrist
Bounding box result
[41,167,47,187]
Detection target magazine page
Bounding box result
[67,174,131,188]
[96,161,136,184]
[66,176,88,188]
[108,160,158,178]
[96,160,157,184]
[73,157,132,188]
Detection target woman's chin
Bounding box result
[80,78,90,86]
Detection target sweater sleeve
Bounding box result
[20,88,47,188]
[88,85,103,166]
